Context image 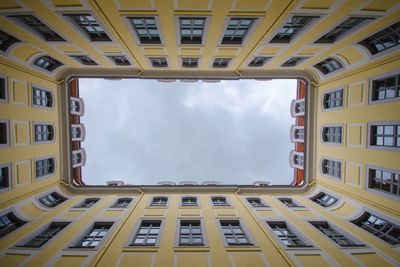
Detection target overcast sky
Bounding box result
[79,78,296,185]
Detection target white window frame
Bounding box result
[219,17,259,47]
[0,74,8,103]
[34,155,56,180]
[321,87,345,111]
[125,218,164,248]
[0,119,10,148]
[0,163,12,193]
[320,157,343,180]
[210,196,231,207]
[124,16,164,46]
[174,16,210,46]
[290,98,305,117]
[71,123,86,142]
[72,148,86,168]
[148,196,169,208]
[367,121,400,152]
[320,124,343,146]
[368,71,400,105]
[32,121,55,144]
[365,165,400,199]
[289,151,304,170]
[35,189,68,209]
[175,218,207,247]
[216,218,256,247]
[70,97,85,116]
[290,125,305,142]
[309,190,340,208]
[180,196,200,207]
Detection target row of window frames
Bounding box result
[0,121,55,146]
[3,212,398,249]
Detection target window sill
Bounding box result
[225,246,260,252]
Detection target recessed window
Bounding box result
[270,15,318,43]
[220,220,251,245]
[149,57,168,68]
[321,158,342,179]
[131,220,161,246]
[8,15,64,41]
[281,57,309,67]
[179,17,206,44]
[108,55,131,66]
[247,197,267,207]
[64,14,111,41]
[34,123,54,143]
[359,22,400,55]
[369,124,400,148]
[35,157,55,178]
[211,196,228,206]
[314,58,344,75]
[74,198,99,208]
[322,126,342,144]
[315,17,374,43]
[323,89,343,109]
[33,86,53,108]
[71,222,113,248]
[222,18,255,45]
[310,221,363,247]
[181,196,198,206]
[38,192,66,208]
[33,56,63,72]
[70,55,97,66]
[0,164,11,190]
[278,198,303,208]
[179,220,203,246]
[267,221,311,247]
[17,222,69,248]
[371,74,400,102]
[0,30,21,52]
[182,58,199,68]
[310,192,338,207]
[351,212,400,245]
[0,212,27,238]
[368,167,399,196]
[150,196,168,206]
[0,76,7,101]
[110,198,132,208]
[70,97,85,116]
[129,17,161,44]
[212,58,231,68]
[248,56,270,67]
[0,120,9,147]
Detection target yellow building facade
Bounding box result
[0,0,399,266]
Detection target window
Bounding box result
[0,120,9,147]
[150,196,168,206]
[220,220,251,245]
[72,149,86,167]
[33,56,63,72]
[34,124,54,142]
[267,221,311,247]
[321,158,342,179]
[315,17,374,43]
[38,192,66,208]
[359,22,400,55]
[314,58,343,75]
[18,222,69,248]
[371,74,400,102]
[281,57,309,67]
[179,17,206,44]
[248,56,270,67]
[149,57,168,68]
[110,198,132,208]
[270,15,318,43]
[211,196,229,206]
[64,14,111,41]
[0,164,11,190]
[129,17,161,44]
[181,197,198,206]
[293,153,304,168]
[131,220,161,246]
[369,124,400,148]
[310,192,338,207]
[9,15,64,41]
[35,157,55,178]
[296,128,304,140]
[351,212,400,245]
[310,221,363,247]
[0,212,27,238]
[0,30,20,52]
[33,87,53,108]
[212,58,231,68]
[0,75,7,101]
[323,89,343,109]
[290,126,305,142]
[108,55,131,66]
[74,198,99,208]
[222,18,255,45]
[322,126,342,144]
[70,97,84,116]
[70,55,97,66]
[71,124,85,141]
[72,222,113,248]
[179,220,203,246]
[247,197,267,207]
[290,99,305,117]
[182,58,199,68]
[278,198,303,208]
[368,167,399,196]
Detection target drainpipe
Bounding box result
[234,188,295,267]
